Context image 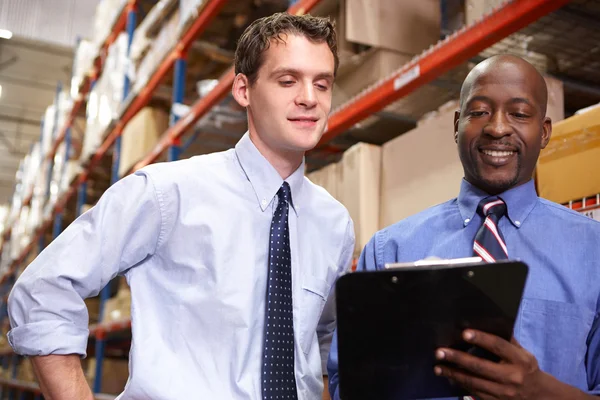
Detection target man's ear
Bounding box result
[232,73,250,108]
[453,110,460,144]
[540,117,552,149]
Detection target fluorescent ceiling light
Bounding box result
[0,85,3,99]
[0,29,13,40]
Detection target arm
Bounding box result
[317,218,355,375]
[32,355,93,400]
[327,232,379,400]
[7,170,165,398]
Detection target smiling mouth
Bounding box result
[481,149,515,157]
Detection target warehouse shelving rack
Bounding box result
[0,0,591,397]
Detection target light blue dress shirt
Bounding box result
[7,133,355,400]
[328,179,600,399]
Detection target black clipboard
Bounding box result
[335,258,529,400]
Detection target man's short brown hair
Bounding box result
[234,12,338,85]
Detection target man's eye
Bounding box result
[469,111,487,117]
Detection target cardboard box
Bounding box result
[345,0,441,55]
[537,105,600,204]
[465,0,505,25]
[380,101,464,227]
[333,48,412,110]
[307,162,341,200]
[118,107,169,177]
[339,143,382,256]
[544,76,564,124]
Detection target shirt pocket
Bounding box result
[298,274,330,355]
[516,298,595,386]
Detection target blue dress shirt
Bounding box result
[7,133,355,400]
[328,179,600,399]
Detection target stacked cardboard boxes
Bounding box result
[308,143,381,257]
[118,107,170,177]
[537,104,600,204]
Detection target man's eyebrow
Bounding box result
[465,96,535,108]
[269,67,334,80]
[465,95,493,108]
[507,97,534,108]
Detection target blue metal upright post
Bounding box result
[168,56,187,162]
[95,4,137,394]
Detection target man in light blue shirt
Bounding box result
[328,55,600,399]
[8,13,354,400]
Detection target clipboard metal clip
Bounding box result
[384,256,483,269]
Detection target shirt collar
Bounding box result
[234,132,305,215]
[458,179,538,229]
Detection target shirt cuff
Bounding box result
[8,321,89,357]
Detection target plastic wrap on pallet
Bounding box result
[45,143,66,218]
[179,0,206,33]
[132,8,181,95]
[41,105,56,157]
[26,194,44,243]
[82,33,128,162]
[0,240,11,274]
[71,39,98,99]
[92,0,128,49]
[56,91,74,139]
[130,0,177,67]
[8,162,24,227]
[22,144,42,200]
[11,206,30,260]
[0,205,8,250]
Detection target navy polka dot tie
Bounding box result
[473,196,509,262]
[262,182,298,400]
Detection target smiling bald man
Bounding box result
[327,55,600,400]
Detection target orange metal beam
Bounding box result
[318,0,572,146]
[132,0,322,171]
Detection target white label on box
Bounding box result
[583,209,600,221]
[393,65,421,91]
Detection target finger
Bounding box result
[463,329,522,362]
[434,364,504,399]
[510,336,523,349]
[435,348,508,382]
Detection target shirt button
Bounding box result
[261,199,267,206]
[515,221,521,227]
[464,218,470,225]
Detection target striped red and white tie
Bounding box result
[473,197,508,262]
[465,198,508,400]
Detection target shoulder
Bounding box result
[375,199,459,245]
[136,150,235,189]
[536,198,600,235]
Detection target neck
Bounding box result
[248,130,303,180]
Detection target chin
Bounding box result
[288,133,323,152]
[479,175,519,194]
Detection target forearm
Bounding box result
[539,371,598,399]
[322,375,330,400]
[31,354,93,400]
